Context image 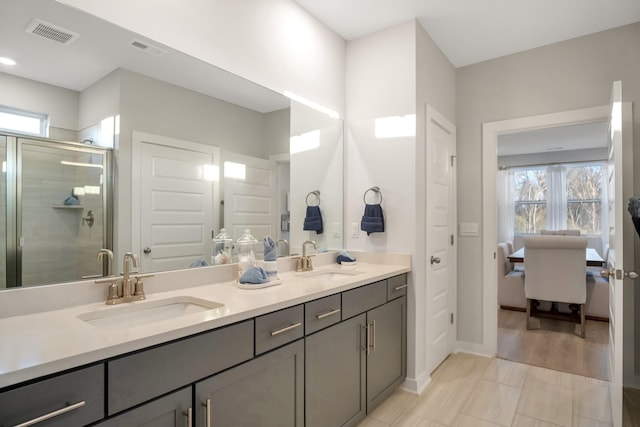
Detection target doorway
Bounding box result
[494,121,610,379]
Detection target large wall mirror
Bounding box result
[0,0,343,289]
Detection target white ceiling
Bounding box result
[0,0,289,113]
[293,0,640,67]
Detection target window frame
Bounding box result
[0,105,49,137]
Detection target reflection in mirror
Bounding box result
[290,101,344,254]
[0,0,343,288]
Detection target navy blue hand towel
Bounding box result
[361,203,384,235]
[304,206,324,234]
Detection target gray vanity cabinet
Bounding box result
[366,295,407,410]
[95,387,191,427]
[195,339,304,427]
[305,274,408,426]
[0,364,104,427]
[107,319,253,415]
[305,314,367,427]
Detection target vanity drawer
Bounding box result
[0,364,104,427]
[387,274,408,300]
[255,304,304,354]
[107,319,253,415]
[305,294,342,335]
[342,280,387,319]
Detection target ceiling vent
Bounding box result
[129,39,167,57]
[25,19,79,45]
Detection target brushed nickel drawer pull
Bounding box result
[394,284,408,291]
[14,401,86,427]
[316,308,340,320]
[270,322,302,336]
[183,407,192,427]
[202,399,211,427]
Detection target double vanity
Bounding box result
[0,251,410,426]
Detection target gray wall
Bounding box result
[456,22,640,344]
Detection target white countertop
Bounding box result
[0,253,410,389]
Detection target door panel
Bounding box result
[426,105,456,374]
[223,151,276,259]
[140,142,214,272]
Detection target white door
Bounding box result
[223,151,277,259]
[426,105,457,374]
[136,136,217,273]
[606,80,637,426]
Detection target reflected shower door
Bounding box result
[0,136,5,288]
[19,139,108,286]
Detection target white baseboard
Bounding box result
[454,340,495,358]
[400,370,431,395]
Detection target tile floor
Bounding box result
[357,353,612,427]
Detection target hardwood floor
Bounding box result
[497,308,609,380]
[357,352,612,426]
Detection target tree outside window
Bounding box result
[513,163,603,235]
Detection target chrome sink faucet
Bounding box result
[296,240,317,272]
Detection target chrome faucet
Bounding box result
[96,248,114,277]
[95,251,152,305]
[276,239,289,257]
[296,240,317,272]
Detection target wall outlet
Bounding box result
[332,222,341,238]
[350,222,359,238]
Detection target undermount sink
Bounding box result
[77,296,224,329]
[300,269,363,280]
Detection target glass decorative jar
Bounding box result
[212,228,233,265]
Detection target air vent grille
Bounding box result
[26,19,79,45]
[129,39,167,56]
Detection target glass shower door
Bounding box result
[18,139,109,286]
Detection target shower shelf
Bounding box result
[52,205,84,209]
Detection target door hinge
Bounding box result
[450,313,454,324]
[450,234,454,245]
[450,155,456,167]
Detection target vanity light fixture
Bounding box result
[374,114,416,138]
[283,91,339,119]
[0,57,16,66]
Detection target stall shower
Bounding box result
[0,134,112,288]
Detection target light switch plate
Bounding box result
[350,222,359,238]
[332,222,341,238]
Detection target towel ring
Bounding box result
[306,190,320,207]
[363,187,383,204]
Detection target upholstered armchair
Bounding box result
[523,235,588,337]
[497,243,525,309]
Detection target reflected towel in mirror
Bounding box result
[303,206,324,234]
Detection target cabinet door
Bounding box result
[366,296,406,412]
[195,340,304,427]
[305,313,366,427]
[95,387,191,427]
